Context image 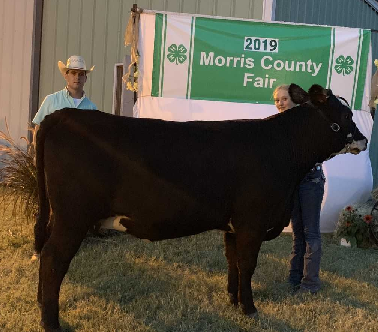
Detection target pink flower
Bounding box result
[345,206,353,212]
[363,215,373,224]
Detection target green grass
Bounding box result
[1,209,377,332]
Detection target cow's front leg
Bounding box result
[236,231,262,317]
[224,232,239,305]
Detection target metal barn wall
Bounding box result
[38,0,264,116]
[0,0,34,143]
[274,0,378,73]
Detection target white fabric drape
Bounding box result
[134,13,373,233]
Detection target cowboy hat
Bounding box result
[58,55,95,76]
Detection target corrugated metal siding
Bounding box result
[0,0,34,143]
[39,0,133,113]
[39,0,263,114]
[275,0,378,73]
[132,0,263,19]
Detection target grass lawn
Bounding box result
[1,209,377,332]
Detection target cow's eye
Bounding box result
[345,114,350,120]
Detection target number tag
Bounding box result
[244,37,279,53]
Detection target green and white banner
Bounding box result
[135,12,373,234]
[151,13,370,110]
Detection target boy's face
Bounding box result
[65,69,87,92]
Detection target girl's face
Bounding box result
[273,89,296,113]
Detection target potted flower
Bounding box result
[336,202,378,248]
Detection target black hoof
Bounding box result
[247,311,259,319]
[40,320,62,332]
[241,305,258,318]
[228,293,238,306]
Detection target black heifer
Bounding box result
[34,84,367,331]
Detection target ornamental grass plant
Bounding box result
[0,121,38,222]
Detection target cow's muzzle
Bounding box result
[346,138,368,154]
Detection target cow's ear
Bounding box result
[288,83,309,104]
[309,84,328,104]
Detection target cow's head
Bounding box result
[288,83,368,156]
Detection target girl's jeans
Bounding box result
[289,168,325,292]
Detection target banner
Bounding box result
[151,13,370,110]
[134,12,373,232]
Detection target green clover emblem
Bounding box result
[167,44,187,65]
[334,55,354,76]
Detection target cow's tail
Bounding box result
[33,117,55,255]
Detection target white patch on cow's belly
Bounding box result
[100,215,129,232]
[227,220,236,233]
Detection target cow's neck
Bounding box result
[278,106,338,176]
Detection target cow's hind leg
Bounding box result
[224,232,239,306]
[36,214,56,305]
[236,230,263,317]
[38,220,88,331]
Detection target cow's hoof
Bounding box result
[246,311,259,319]
[41,326,62,332]
[228,293,238,306]
[40,320,62,332]
[241,305,258,318]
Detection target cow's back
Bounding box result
[39,109,248,239]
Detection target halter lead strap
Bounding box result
[304,100,341,132]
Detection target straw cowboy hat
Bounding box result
[58,55,95,76]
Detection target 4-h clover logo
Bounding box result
[334,55,354,76]
[167,43,187,65]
